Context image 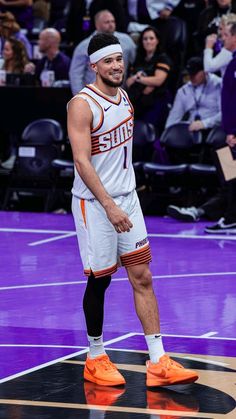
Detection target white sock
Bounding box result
[88,334,106,359]
[145,333,165,363]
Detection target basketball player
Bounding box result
[67,33,199,387]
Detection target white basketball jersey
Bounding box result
[71,84,136,200]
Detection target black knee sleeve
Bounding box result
[83,274,111,337]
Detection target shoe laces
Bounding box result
[162,356,183,370]
[97,356,117,372]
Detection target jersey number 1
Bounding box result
[123,146,128,169]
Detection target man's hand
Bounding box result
[189,120,204,131]
[226,134,236,147]
[205,34,217,49]
[104,202,133,233]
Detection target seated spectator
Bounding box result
[69,10,136,95]
[0,11,32,58]
[26,28,71,84]
[126,0,181,33]
[167,23,236,234]
[196,0,236,50]
[167,189,227,223]
[165,57,222,135]
[174,0,207,57]
[2,36,29,72]
[66,0,127,47]
[32,0,50,23]
[203,13,236,76]
[0,0,34,32]
[126,26,172,133]
[1,37,33,170]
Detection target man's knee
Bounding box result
[128,265,153,291]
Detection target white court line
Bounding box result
[0,332,235,351]
[0,333,135,384]
[183,356,229,367]
[200,331,218,337]
[148,233,236,240]
[0,228,73,234]
[28,233,76,246]
[0,344,86,349]
[0,331,232,384]
[1,227,236,241]
[134,332,236,341]
[1,271,236,291]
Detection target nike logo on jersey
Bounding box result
[104,105,112,112]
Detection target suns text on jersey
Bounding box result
[98,118,133,152]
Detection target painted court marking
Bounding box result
[1,332,235,350]
[0,333,135,384]
[1,331,234,385]
[0,271,236,291]
[1,227,236,245]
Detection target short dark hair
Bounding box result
[88,33,120,56]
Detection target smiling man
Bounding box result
[67,33,199,387]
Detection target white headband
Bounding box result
[89,44,123,64]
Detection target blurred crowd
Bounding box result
[0,1,235,139]
[0,0,236,231]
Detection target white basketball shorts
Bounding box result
[72,190,152,278]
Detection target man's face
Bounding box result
[189,70,206,86]
[96,12,116,34]
[223,25,236,51]
[38,32,50,53]
[217,0,231,7]
[94,53,124,87]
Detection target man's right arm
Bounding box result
[67,98,133,232]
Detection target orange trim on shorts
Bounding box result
[84,263,118,278]
[80,199,86,227]
[120,244,152,267]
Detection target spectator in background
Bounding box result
[69,10,136,95]
[0,11,32,58]
[206,20,236,233]
[126,26,172,134]
[203,13,236,76]
[66,0,127,47]
[174,0,207,57]
[32,0,50,23]
[2,36,29,72]
[0,37,33,170]
[26,28,71,83]
[196,0,236,50]
[167,27,236,233]
[165,57,222,134]
[0,0,33,32]
[126,0,181,33]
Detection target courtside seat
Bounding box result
[2,118,64,211]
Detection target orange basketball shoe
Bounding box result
[147,388,199,419]
[146,355,199,387]
[84,381,125,407]
[84,354,126,386]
